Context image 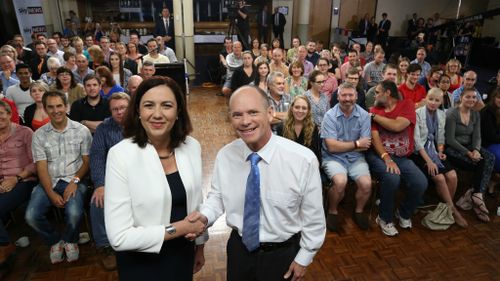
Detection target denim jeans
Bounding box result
[0,181,37,243]
[25,180,88,245]
[90,197,110,248]
[366,151,428,223]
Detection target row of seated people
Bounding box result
[250,68,500,234]
[1,30,177,95]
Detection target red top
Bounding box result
[31,117,50,131]
[370,99,416,157]
[398,83,427,104]
[1,98,19,124]
[448,75,462,92]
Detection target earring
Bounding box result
[138,116,141,119]
[176,116,178,120]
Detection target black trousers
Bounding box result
[227,230,300,281]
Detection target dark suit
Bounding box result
[256,10,270,43]
[358,19,370,36]
[124,58,138,75]
[272,12,286,47]
[154,16,175,50]
[407,19,417,39]
[378,19,391,46]
[30,55,49,80]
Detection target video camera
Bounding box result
[224,0,244,10]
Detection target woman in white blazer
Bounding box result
[105,76,207,281]
[412,88,467,227]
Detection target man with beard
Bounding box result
[321,82,372,233]
[69,74,111,133]
[366,80,427,236]
[398,63,427,108]
[89,92,130,271]
[364,63,398,109]
[305,41,320,66]
[266,71,290,132]
[29,40,49,80]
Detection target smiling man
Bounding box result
[26,91,92,264]
[321,82,372,233]
[193,85,325,281]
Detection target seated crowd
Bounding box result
[0,25,499,276]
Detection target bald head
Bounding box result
[127,75,143,96]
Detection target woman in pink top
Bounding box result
[0,99,37,264]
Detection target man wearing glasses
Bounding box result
[69,74,111,134]
[88,92,130,271]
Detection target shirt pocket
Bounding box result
[265,190,301,212]
[43,142,59,161]
[67,140,82,155]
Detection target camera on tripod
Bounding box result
[224,0,244,11]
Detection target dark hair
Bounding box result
[55,66,77,89]
[428,65,442,77]
[63,51,76,62]
[83,73,101,86]
[254,61,270,84]
[52,31,63,38]
[308,70,323,89]
[379,80,400,100]
[95,66,115,87]
[129,30,141,39]
[34,40,47,48]
[383,63,397,73]
[407,63,422,74]
[123,76,192,150]
[489,86,500,125]
[15,63,31,73]
[42,91,68,108]
[108,52,125,86]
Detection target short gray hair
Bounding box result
[266,71,284,86]
[338,82,357,96]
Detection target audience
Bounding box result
[251,61,270,93]
[230,51,256,92]
[396,57,410,86]
[480,86,500,196]
[95,66,124,100]
[445,58,462,93]
[452,71,485,112]
[0,100,37,264]
[398,63,427,108]
[410,47,431,79]
[5,64,34,121]
[304,70,329,127]
[0,54,19,93]
[221,41,243,97]
[284,61,308,99]
[41,57,62,86]
[73,53,94,84]
[109,52,132,89]
[50,66,85,107]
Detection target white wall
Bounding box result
[481,0,500,40]
[375,0,490,36]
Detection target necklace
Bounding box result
[159,151,174,160]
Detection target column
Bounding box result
[296,0,310,43]
[173,0,195,76]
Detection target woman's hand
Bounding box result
[426,161,438,177]
[193,245,205,273]
[471,150,482,161]
[438,151,447,160]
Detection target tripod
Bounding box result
[227,10,250,50]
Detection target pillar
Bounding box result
[296,0,310,42]
[173,0,195,76]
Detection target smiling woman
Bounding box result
[105,76,207,281]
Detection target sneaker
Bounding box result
[395,210,412,229]
[376,216,399,236]
[353,212,369,230]
[50,240,65,264]
[99,247,117,271]
[326,213,340,233]
[64,242,79,263]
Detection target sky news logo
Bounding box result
[18,6,43,15]
[24,25,47,34]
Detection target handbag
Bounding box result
[421,202,455,230]
[456,188,473,211]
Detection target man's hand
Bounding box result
[184,211,208,240]
[91,186,105,208]
[385,160,400,175]
[193,245,205,273]
[284,261,307,281]
[0,176,17,193]
[357,137,372,150]
[48,191,65,208]
[63,182,78,202]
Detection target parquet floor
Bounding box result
[2,87,500,281]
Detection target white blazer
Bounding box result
[104,136,208,253]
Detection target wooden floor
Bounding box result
[2,87,500,281]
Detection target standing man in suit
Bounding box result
[358,13,370,37]
[30,41,50,81]
[378,13,391,47]
[256,6,270,43]
[154,7,175,51]
[272,7,286,49]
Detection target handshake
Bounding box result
[182,211,208,241]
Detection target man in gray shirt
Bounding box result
[26,91,92,264]
[363,50,386,88]
[5,63,34,120]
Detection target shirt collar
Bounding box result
[44,117,74,133]
[333,104,361,118]
[242,133,277,165]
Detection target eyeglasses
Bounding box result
[58,72,71,77]
[314,80,325,84]
[111,106,128,113]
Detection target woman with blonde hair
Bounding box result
[24,81,50,130]
[41,57,61,87]
[445,58,462,92]
[396,57,410,86]
[0,45,18,63]
[278,95,321,160]
[88,45,109,70]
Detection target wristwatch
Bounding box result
[165,224,176,235]
[370,113,376,121]
[16,175,23,182]
[72,176,80,184]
